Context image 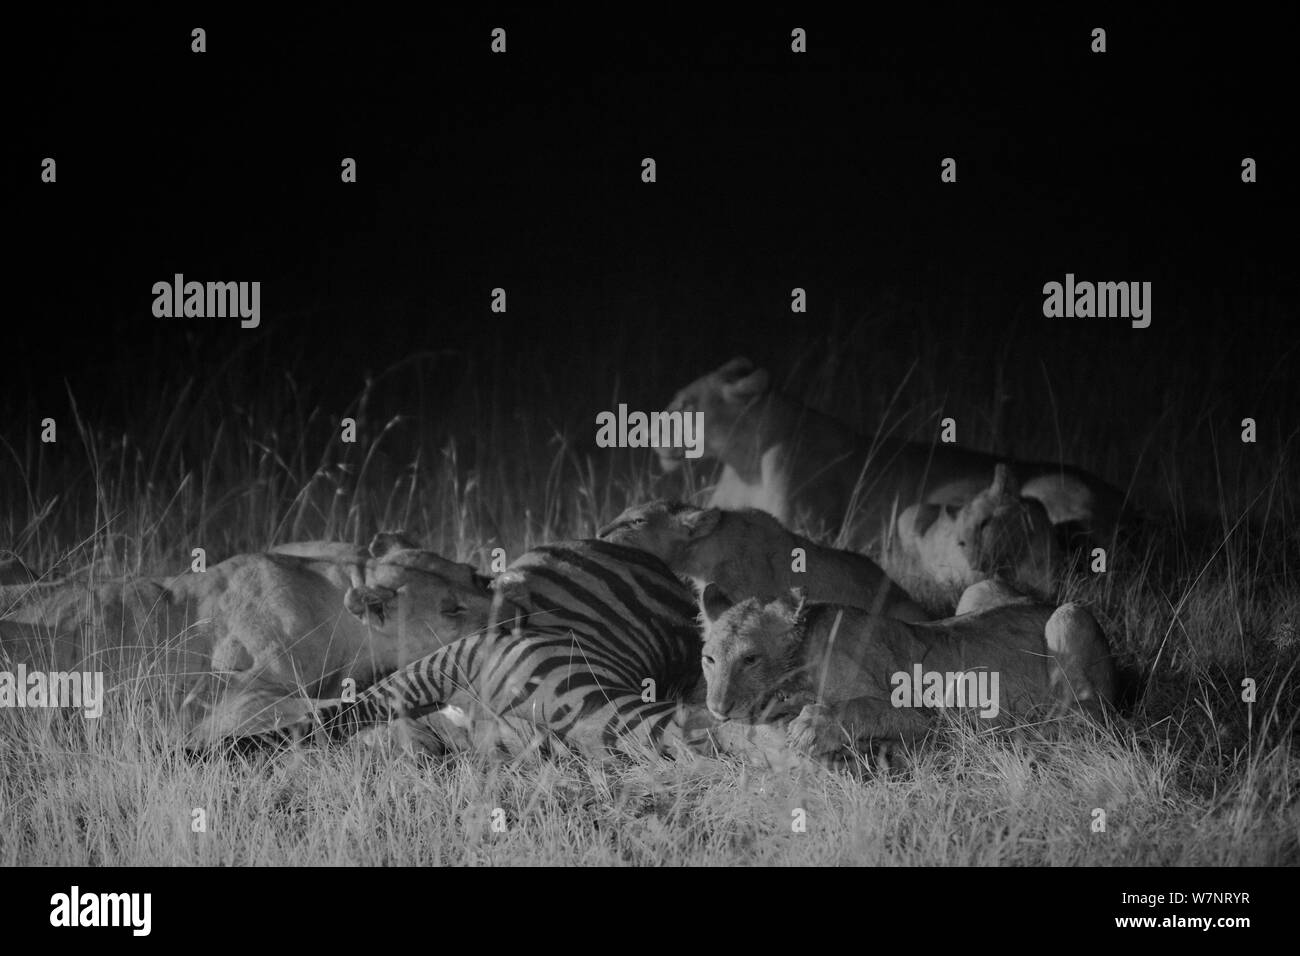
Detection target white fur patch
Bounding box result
[1021,474,1094,524]
[438,704,473,728]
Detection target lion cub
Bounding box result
[698,584,1115,756]
[889,464,1059,613]
[599,499,929,622]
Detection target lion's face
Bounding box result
[596,499,688,557]
[596,499,721,566]
[699,585,805,721]
[344,534,494,656]
[956,488,1052,579]
[657,357,772,471]
[896,502,977,586]
[897,464,1054,592]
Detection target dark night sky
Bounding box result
[10,9,1295,427]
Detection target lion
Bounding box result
[698,583,1115,756]
[888,463,1058,613]
[658,357,1126,549]
[0,533,493,740]
[598,499,929,621]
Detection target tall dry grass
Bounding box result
[2,299,1296,864]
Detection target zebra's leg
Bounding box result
[210,633,485,755]
[521,691,710,758]
[356,714,466,758]
[362,705,542,759]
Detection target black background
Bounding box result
[8,865,1280,939]
[10,8,1294,428]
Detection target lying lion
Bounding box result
[0,533,493,739]
[598,499,929,621]
[698,584,1115,756]
[658,357,1126,549]
[888,463,1058,613]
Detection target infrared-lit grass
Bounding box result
[2,308,1296,865]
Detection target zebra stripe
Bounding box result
[222,540,713,757]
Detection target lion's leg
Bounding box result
[185,681,307,742]
[788,695,932,755]
[669,675,795,764]
[669,677,821,767]
[1044,603,1116,713]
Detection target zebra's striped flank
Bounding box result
[221,540,717,757]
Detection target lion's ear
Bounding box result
[722,366,770,402]
[782,586,809,624]
[989,464,1021,501]
[716,356,755,379]
[680,507,721,538]
[700,582,735,624]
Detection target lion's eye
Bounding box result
[742,654,760,667]
[701,654,715,667]
[440,600,467,617]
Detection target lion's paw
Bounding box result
[787,704,841,755]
